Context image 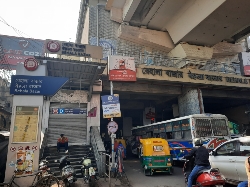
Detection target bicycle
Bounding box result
[0,158,59,187]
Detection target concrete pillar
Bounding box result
[5,64,46,186]
[178,88,204,117]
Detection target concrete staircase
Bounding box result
[42,145,98,179]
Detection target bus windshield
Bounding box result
[195,118,228,137]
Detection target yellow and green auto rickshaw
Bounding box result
[139,138,173,176]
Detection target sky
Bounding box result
[0,0,81,42]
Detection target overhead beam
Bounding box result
[103,81,181,95]
[164,0,226,44]
[202,89,250,100]
[105,0,115,10]
[123,0,141,22]
[118,24,174,52]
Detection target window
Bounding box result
[211,119,228,136]
[240,141,250,156]
[183,130,192,139]
[216,142,238,156]
[153,145,163,152]
[195,119,213,137]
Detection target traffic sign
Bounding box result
[107,121,118,134]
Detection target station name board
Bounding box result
[138,65,250,88]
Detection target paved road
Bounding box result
[123,159,185,187]
[123,158,236,187]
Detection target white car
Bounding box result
[209,136,250,185]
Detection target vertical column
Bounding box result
[178,88,204,117]
[5,64,46,187]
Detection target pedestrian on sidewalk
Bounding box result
[57,134,68,153]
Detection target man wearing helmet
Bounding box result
[184,138,211,187]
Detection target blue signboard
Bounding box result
[65,108,87,114]
[10,75,68,96]
[58,108,65,114]
[101,94,119,105]
[52,108,87,114]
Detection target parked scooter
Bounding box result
[58,155,77,187]
[80,148,97,186]
[182,158,225,187]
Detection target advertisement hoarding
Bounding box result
[0,35,45,67]
[108,55,136,81]
[12,106,39,143]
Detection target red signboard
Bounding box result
[108,55,136,81]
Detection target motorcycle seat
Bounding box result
[210,168,220,172]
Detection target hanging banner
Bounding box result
[145,107,156,119]
[239,52,250,76]
[101,94,121,118]
[108,55,136,81]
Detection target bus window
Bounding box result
[211,119,228,136]
[195,119,213,137]
[172,121,182,139]
[183,130,192,139]
[160,132,166,139]
[166,132,172,139]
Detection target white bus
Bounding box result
[131,114,231,163]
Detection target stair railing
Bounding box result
[39,128,48,159]
[90,126,106,176]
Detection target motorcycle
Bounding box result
[183,158,225,187]
[80,148,97,186]
[58,155,77,187]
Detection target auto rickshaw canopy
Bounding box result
[140,138,171,156]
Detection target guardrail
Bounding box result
[99,152,111,187]
[90,126,106,176]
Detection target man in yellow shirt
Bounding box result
[237,156,250,187]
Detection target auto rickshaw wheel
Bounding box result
[168,167,174,175]
[143,168,152,176]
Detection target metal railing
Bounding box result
[99,152,111,187]
[90,126,106,176]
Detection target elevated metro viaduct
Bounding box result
[76,0,250,138]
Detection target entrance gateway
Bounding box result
[47,103,87,145]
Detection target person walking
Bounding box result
[57,134,68,153]
[184,138,211,187]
